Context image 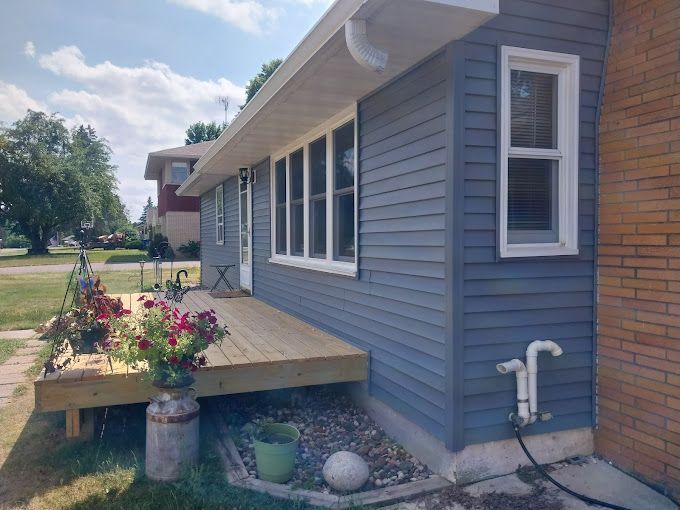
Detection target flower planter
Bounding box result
[254,423,300,483]
[77,325,108,353]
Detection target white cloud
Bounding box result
[168,0,280,35]
[23,41,36,58]
[33,45,245,219]
[0,81,45,125]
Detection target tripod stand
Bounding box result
[45,230,99,374]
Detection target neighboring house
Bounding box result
[177,0,678,497]
[144,141,213,254]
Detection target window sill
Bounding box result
[268,255,357,277]
[500,243,579,258]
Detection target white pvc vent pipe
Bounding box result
[344,18,388,73]
[497,340,563,427]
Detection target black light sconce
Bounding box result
[239,167,250,184]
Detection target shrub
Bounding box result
[179,240,200,258]
[3,232,31,248]
[125,240,143,250]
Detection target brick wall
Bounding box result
[596,0,680,501]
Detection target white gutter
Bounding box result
[344,18,388,72]
[497,340,563,427]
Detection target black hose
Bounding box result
[514,426,632,510]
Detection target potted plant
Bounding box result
[250,419,301,483]
[42,277,125,373]
[103,296,228,481]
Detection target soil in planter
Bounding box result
[214,386,434,494]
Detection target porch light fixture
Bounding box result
[239,167,250,184]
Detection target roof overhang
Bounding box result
[178,0,498,196]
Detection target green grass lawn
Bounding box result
[0,248,157,267]
[0,382,347,510]
[0,339,25,364]
[0,267,201,331]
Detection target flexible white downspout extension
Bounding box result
[525,340,563,424]
[344,18,388,73]
[496,359,530,427]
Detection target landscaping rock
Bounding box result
[322,451,369,492]
[219,387,433,494]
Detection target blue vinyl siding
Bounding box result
[456,0,608,445]
[200,176,239,290]
[250,53,449,441]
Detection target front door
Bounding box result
[239,177,252,291]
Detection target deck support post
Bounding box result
[65,408,95,441]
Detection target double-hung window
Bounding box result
[499,46,580,258]
[215,184,224,245]
[270,112,357,276]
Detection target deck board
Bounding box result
[35,291,368,412]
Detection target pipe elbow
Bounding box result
[526,340,563,358]
[496,359,526,375]
[345,18,388,73]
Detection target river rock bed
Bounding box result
[215,387,433,493]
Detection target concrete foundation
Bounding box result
[348,382,594,484]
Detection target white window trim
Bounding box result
[269,105,358,276]
[168,161,189,185]
[215,184,224,245]
[499,46,580,259]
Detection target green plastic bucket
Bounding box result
[253,423,300,483]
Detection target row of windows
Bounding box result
[212,46,580,264]
[271,117,357,273]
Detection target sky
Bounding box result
[0,0,332,220]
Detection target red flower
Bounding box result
[138,339,151,350]
[208,315,217,325]
[96,313,108,321]
[168,337,177,347]
[168,355,179,365]
[122,309,132,315]
[143,300,155,309]
[180,360,190,369]
[137,295,146,302]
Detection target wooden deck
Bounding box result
[34,291,368,432]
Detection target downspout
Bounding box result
[344,18,388,73]
[525,340,563,424]
[496,359,530,427]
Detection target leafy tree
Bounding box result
[185,121,226,145]
[240,58,283,110]
[0,111,127,253]
[138,196,154,225]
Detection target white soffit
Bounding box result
[178,0,498,196]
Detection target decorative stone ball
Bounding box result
[322,451,369,492]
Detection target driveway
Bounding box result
[0,260,200,275]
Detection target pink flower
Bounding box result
[143,300,155,309]
[208,315,217,325]
[96,313,108,321]
[138,339,151,350]
[122,309,132,315]
[168,337,177,347]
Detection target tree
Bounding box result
[138,196,154,225]
[0,111,127,253]
[184,121,226,145]
[240,58,283,110]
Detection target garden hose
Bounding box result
[514,425,632,510]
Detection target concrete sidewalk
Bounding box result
[0,260,200,275]
[388,457,677,510]
[0,332,46,408]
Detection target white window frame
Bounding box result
[215,184,224,245]
[269,105,358,277]
[499,46,580,258]
[169,161,189,185]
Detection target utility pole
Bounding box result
[216,96,230,126]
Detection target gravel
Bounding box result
[215,387,433,494]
